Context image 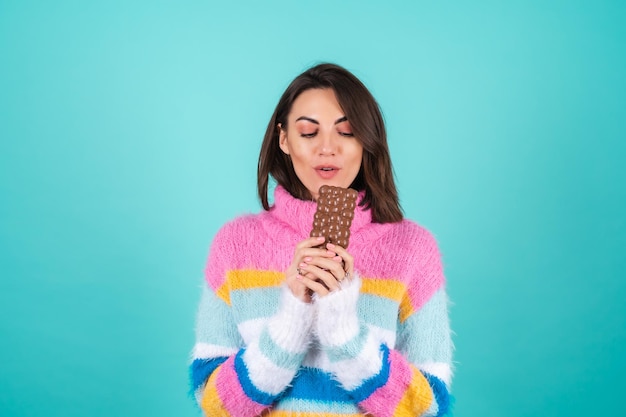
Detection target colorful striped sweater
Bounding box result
[190,186,453,417]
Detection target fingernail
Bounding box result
[304,257,312,262]
[326,243,336,250]
[316,236,325,241]
[299,262,307,268]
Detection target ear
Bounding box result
[277,123,290,155]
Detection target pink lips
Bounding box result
[315,165,340,179]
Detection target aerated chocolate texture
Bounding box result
[310,185,359,248]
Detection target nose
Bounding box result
[319,131,337,155]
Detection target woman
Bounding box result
[190,63,453,416]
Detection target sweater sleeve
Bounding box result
[314,231,453,417]
[189,222,315,417]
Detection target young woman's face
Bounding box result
[279,89,363,200]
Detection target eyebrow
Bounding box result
[295,116,349,125]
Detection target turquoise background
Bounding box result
[1,1,624,416]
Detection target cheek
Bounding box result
[288,144,308,161]
[287,144,312,168]
[348,144,364,164]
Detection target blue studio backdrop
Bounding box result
[1,1,625,416]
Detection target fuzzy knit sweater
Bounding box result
[190,186,453,417]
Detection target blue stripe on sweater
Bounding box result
[287,345,390,403]
[190,357,228,391]
[423,372,451,416]
[228,345,392,406]
[234,349,278,406]
[288,368,351,402]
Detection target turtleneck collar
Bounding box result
[269,185,373,239]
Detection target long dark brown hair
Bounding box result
[257,63,403,223]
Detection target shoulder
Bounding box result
[388,219,446,309]
[208,210,283,258]
[383,219,445,284]
[383,219,441,256]
[211,213,263,247]
[204,212,266,289]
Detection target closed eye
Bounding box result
[300,131,317,138]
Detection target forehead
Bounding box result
[289,89,345,120]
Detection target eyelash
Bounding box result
[300,131,354,138]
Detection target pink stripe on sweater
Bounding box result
[404,229,445,311]
[358,350,413,417]
[205,190,445,312]
[215,357,267,417]
[205,215,295,290]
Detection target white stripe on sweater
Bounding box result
[266,285,315,353]
[191,342,238,360]
[315,274,362,347]
[238,318,267,345]
[370,325,396,347]
[318,329,385,390]
[242,340,297,395]
[418,361,453,387]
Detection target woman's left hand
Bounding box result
[296,243,354,297]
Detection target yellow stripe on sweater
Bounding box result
[393,367,434,417]
[398,296,414,323]
[215,270,415,322]
[360,277,406,302]
[361,278,415,322]
[216,270,284,305]
[200,367,230,416]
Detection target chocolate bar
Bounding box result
[310,185,358,248]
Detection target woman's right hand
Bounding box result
[286,236,337,303]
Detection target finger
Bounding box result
[304,257,346,282]
[295,236,326,251]
[288,247,335,277]
[292,248,336,272]
[285,268,312,303]
[298,262,341,292]
[296,274,331,297]
[326,243,354,277]
[297,248,337,261]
